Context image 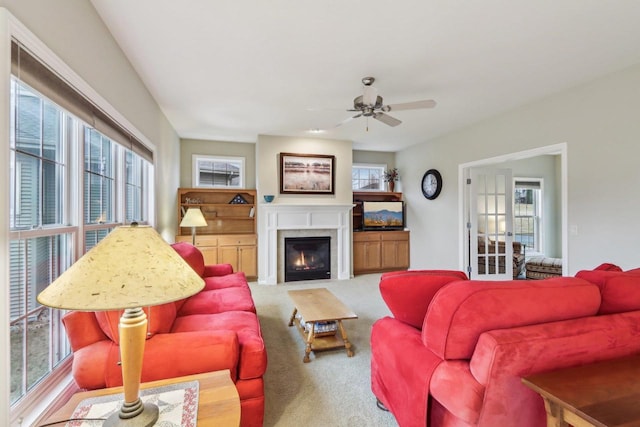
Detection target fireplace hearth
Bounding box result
[284,236,331,282]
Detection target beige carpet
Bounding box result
[249,273,399,427]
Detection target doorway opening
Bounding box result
[459,143,567,279]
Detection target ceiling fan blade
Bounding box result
[373,112,402,127]
[384,99,437,112]
[335,113,362,128]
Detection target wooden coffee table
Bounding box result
[40,370,240,427]
[287,287,358,363]
[522,354,640,427]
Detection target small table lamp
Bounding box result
[180,207,208,245]
[37,224,204,427]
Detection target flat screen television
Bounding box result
[362,201,405,230]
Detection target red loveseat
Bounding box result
[62,242,266,427]
[371,266,640,427]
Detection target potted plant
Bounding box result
[384,168,399,192]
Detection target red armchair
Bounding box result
[62,242,267,427]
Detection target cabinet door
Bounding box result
[381,240,409,269]
[353,241,381,273]
[218,246,240,272]
[200,247,219,265]
[238,245,257,278]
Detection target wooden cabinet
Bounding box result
[352,191,409,275]
[176,188,257,279]
[353,230,409,274]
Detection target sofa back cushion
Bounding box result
[575,268,640,314]
[95,302,177,344]
[423,277,601,359]
[380,270,468,329]
[171,242,205,277]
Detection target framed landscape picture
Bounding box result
[280,153,335,194]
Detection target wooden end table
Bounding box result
[287,287,358,363]
[522,354,640,427]
[41,370,241,427]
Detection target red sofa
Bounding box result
[62,242,266,427]
[371,266,640,427]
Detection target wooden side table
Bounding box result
[522,354,640,427]
[41,370,240,427]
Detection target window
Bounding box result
[193,155,244,188]
[9,80,74,404]
[8,68,154,414]
[352,163,385,191]
[514,179,543,254]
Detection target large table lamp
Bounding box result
[37,224,204,427]
[180,207,208,245]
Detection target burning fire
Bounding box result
[294,251,315,270]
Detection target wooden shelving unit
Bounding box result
[352,191,409,275]
[176,188,257,279]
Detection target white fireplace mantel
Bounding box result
[258,203,353,285]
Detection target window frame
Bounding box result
[513,177,544,255]
[352,163,387,191]
[192,154,245,188]
[4,17,156,426]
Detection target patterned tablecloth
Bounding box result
[67,380,199,427]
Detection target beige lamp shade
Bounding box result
[37,224,204,311]
[180,207,207,228]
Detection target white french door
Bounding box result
[469,168,513,280]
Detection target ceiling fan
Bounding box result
[338,76,436,128]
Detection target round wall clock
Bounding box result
[421,169,442,200]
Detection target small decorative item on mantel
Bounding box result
[384,168,399,192]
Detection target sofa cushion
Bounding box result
[204,271,251,291]
[379,270,468,329]
[95,302,177,344]
[575,268,640,314]
[171,242,205,277]
[423,277,601,359]
[177,287,256,316]
[171,311,267,380]
[598,275,640,314]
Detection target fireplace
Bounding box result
[284,236,331,282]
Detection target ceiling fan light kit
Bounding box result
[339,76,437,129]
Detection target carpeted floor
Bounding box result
[249,273,399,427]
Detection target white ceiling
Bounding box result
[90,0,640,152]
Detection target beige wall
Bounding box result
[353,150,395,167]
[255,135,353,204]
[398,62,640,273]
[180,138,256,188]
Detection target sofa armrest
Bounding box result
[204,263,234,277]
[62,311,108,351]
[380,270,468,329]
